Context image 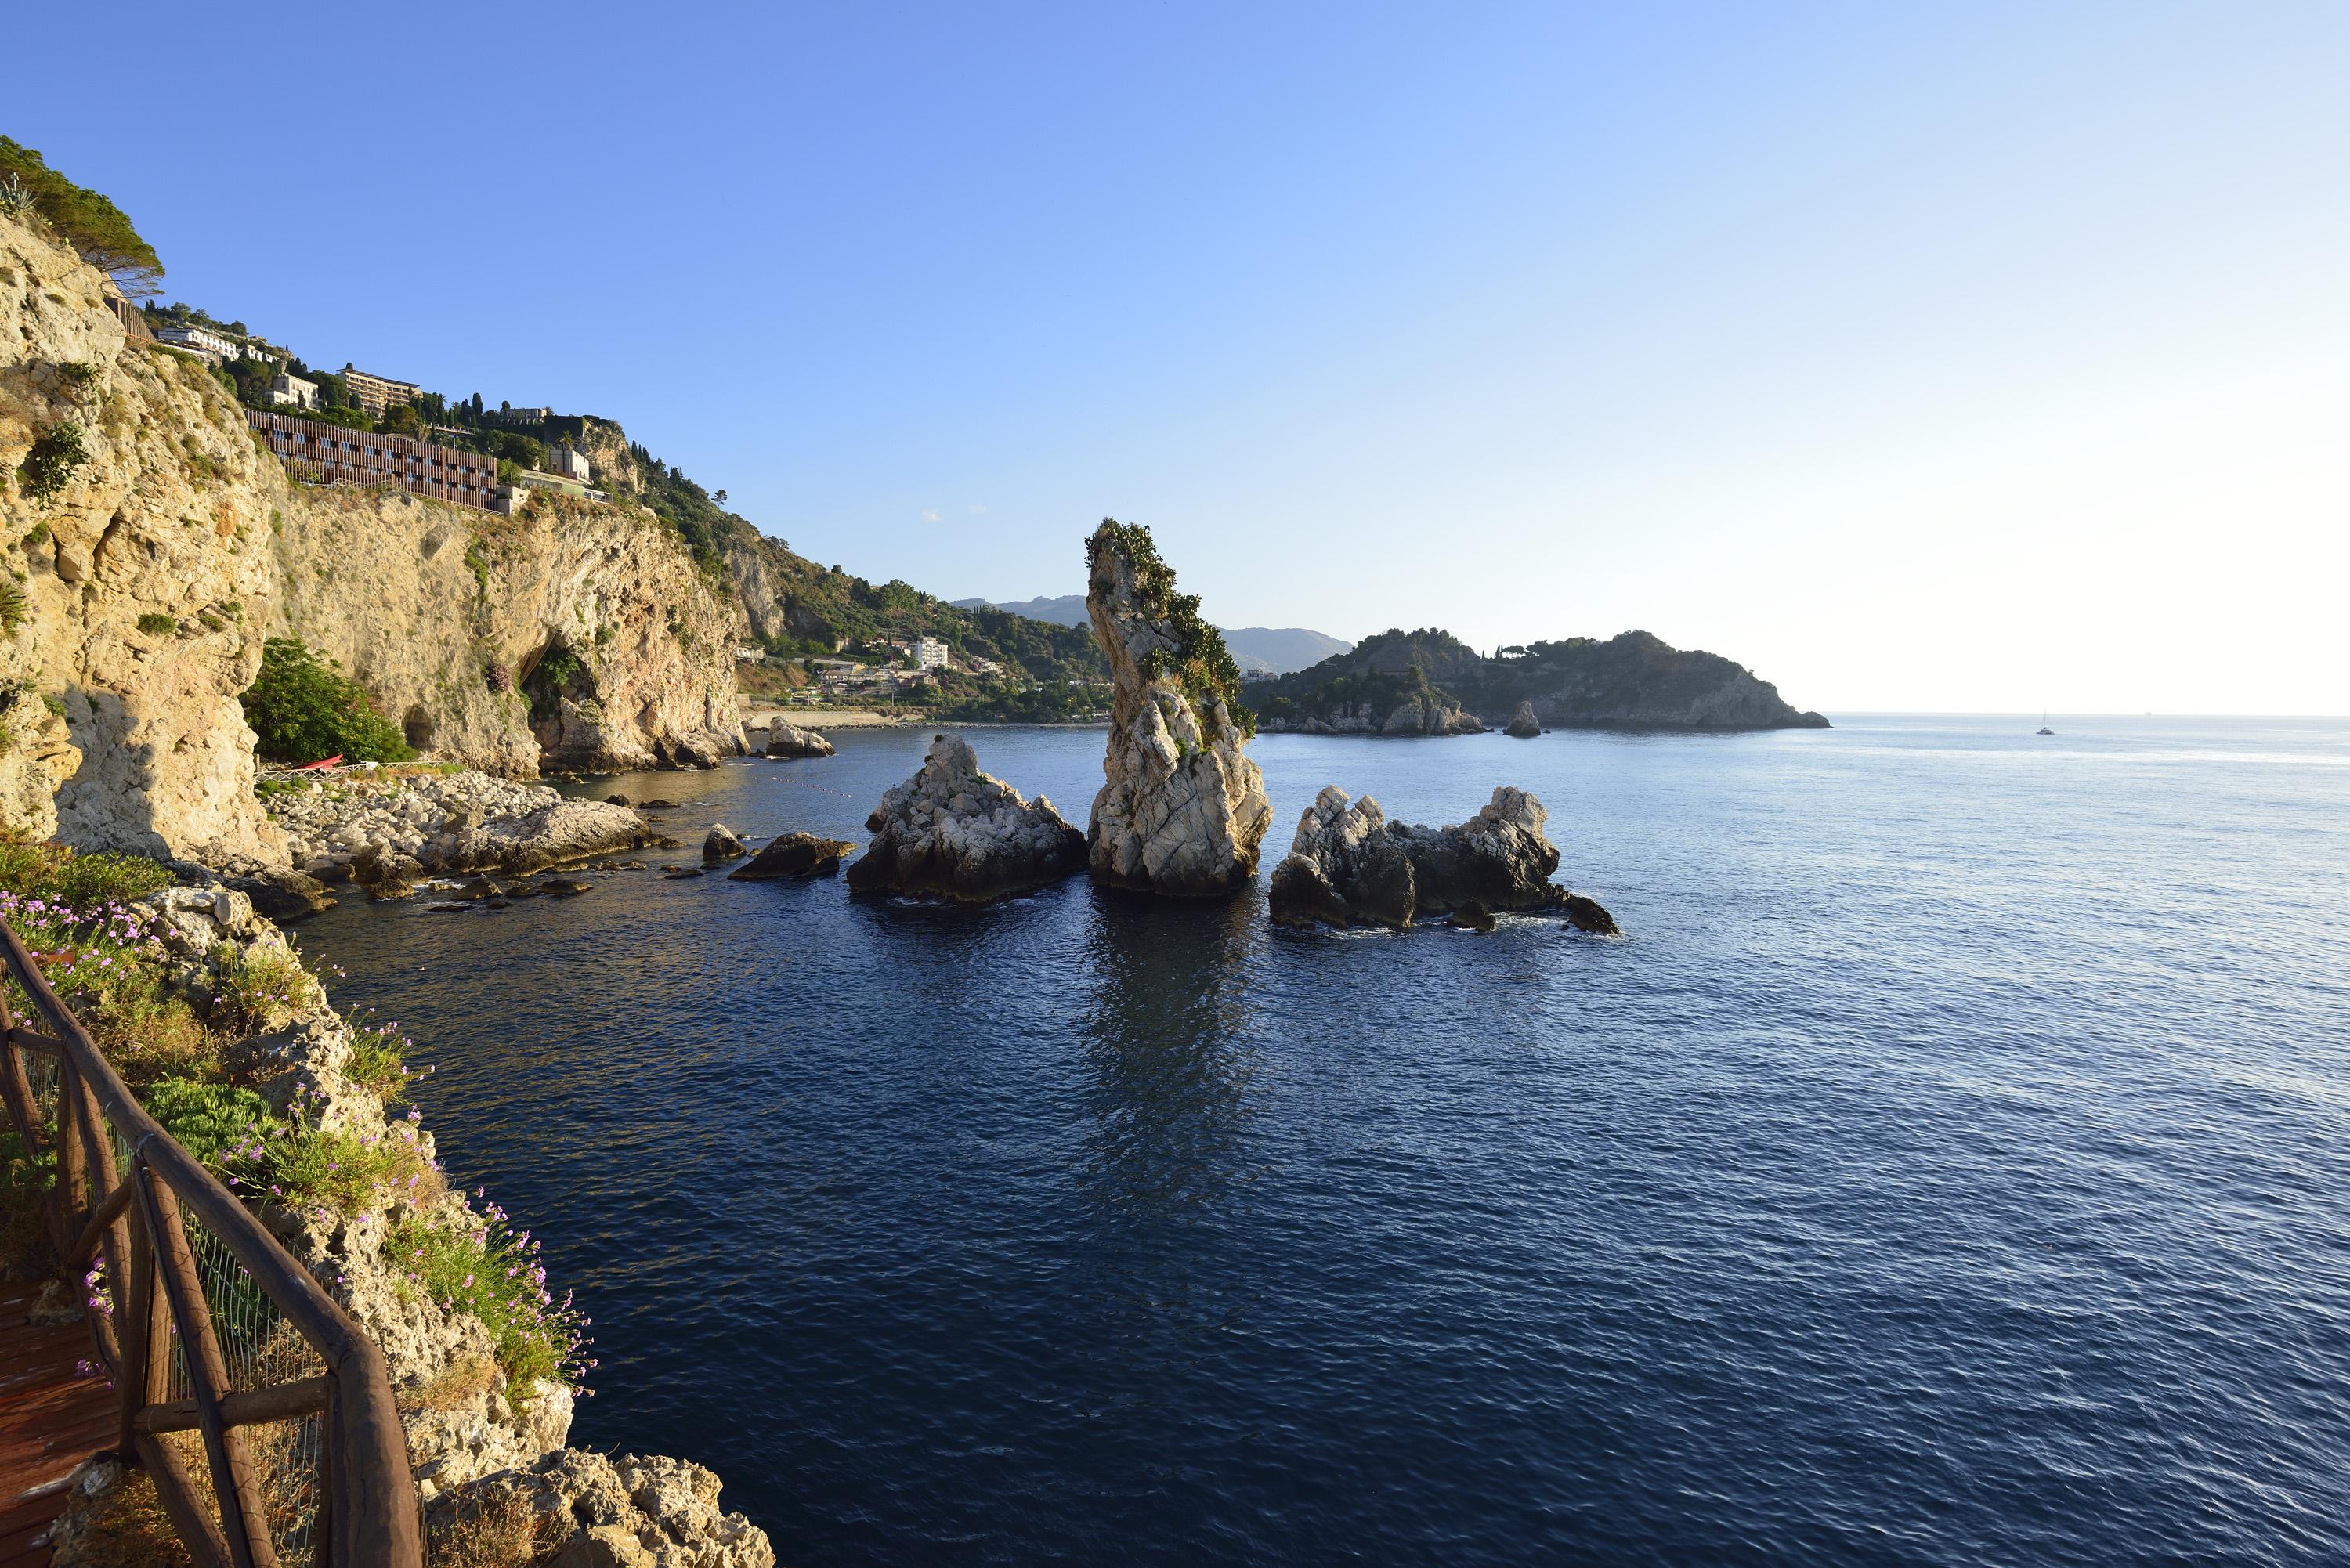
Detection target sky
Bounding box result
[13,2,2346,714]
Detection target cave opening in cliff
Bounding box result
[520,639,599,750]
[402,706,435,752]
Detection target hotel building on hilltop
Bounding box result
[248,410,501,510]
[338,363,422,418]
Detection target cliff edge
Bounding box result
[0,211,743,865]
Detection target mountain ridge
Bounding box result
[951,595,1351,676]
[1258,627,1829,733]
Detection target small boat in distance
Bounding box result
[2036,711,2054,736]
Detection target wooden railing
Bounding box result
[0,920,420,1567]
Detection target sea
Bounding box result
[300,714,2350,1566]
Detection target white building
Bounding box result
[910,636,951,671]
[269,372,319,410]
[546,441,591,482]
[154,325,247,362]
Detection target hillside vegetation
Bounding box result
[1259,628,1828,732]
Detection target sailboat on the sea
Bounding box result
[2036,710,2054,736]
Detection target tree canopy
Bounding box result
[240,638,413,764]
[0,139,164,294]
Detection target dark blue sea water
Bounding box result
[302,716,2350,1566]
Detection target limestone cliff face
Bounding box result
[269,486,746,775]
[0,211,284,864]
[1084,525,1271,896]
[0,213,743,865]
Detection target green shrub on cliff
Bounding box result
[240,637,414,764]
[15,421,88,505]
[387,1204,589,1396]
[0,138,164,294]
[141,1077,281,1171]
[1085,518,1254,736]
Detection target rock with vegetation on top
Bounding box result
[765,717,836,758]
[1083,521,1272,895]
[728,832,857,880]
[703,823,747,862]
[845,733,1086,902]
[1271,784,1600,930]
[1382,686,1484,735]
[1505,700,1542,738]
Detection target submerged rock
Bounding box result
[1505,700,1542,739]
[703,823,747,862]
[1561,893,1620,935]
[729,832,858,881]
[765,718,837,758]
[1083,521,1272,895]
[845,733,1086,903]
[1270,785,1588,929]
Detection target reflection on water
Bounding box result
[299,718,2350,1567]
[1076,885,1266,1225]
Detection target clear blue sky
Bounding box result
[15,2,2347,712]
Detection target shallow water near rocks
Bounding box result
[302,716,2350,1566]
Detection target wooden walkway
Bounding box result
[0,1278,113,1567]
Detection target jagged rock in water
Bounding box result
[1382,691,1483,735]
[1561,893,1620,935]
[765,717,837,758]
[729,832,857,880]
[225,868,338,920]
[703,823,747,862]
[1448,901,1498,931]
[1270,785,1578,929]
[1267,788,1417,928]
[429,1449,774,1568]
[845,733,1086,902]
[1083,522,1271,895]
[1506,700,1542,739]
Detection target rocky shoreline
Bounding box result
[42,884,773,1566]
[247,766,660,909]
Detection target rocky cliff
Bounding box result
[0,211,284,864]
[0,212,744,867]
[269,486,745,775]
[1084,522,1271,895]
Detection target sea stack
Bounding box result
[1083,520,1272,896]
[765,717,835,758]
[844,733,1087,902]
[1269,784,1614,930]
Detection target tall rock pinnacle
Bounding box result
[1083,519,1272,896]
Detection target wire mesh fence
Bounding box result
[182,1200,331,1555]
